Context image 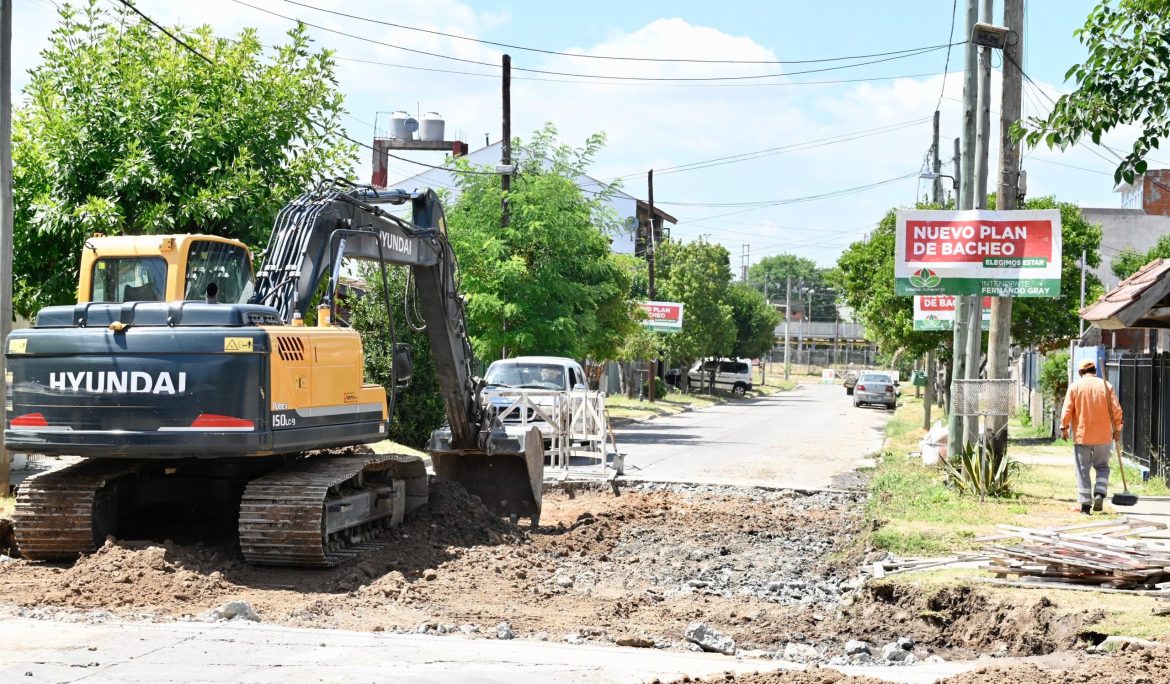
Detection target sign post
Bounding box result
[895,209,1062,298]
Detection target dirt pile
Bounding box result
[839,582,1102,657]
[654,668,887,683]
[1,481,862,650]
[945,645,1170,683]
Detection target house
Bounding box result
[381,141,676,255]
[1081,169,1170,291]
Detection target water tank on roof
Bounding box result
[388,110,417,140]
[419,112,445,142]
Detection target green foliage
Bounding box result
[726,283,781,359]
[747,254,838,321]
[939,440,1021,499]
[348,266,446,449]
[13,1,355,316]
[444,123,637,361]
[1020,0,1170,185]
[1112,233,1170,280]
[836,206,949,359]
[656,239,735,368]
[996,196,1103,346]
[1016,405,1033,427]
[1039,350,1071,406]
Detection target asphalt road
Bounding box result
[614,383,891,490]
[0,616,1027,684]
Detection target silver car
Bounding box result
[852,373,897,410]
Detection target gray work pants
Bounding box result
[1074,443,1112,505]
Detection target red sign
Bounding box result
[638,301,684,332]
[918,295,993,312]
[905,220,1053,263]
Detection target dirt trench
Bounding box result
[0,478,1133,662]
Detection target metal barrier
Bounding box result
[482,388,620,479]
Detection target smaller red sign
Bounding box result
[919,295,993,312]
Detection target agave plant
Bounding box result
[939,439,1020,500]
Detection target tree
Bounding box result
[444,124,638,362]
[836,208,948,360]
[747,254,839,321]
[13,1,355,317]
[348,267,446,449]
[993,196,1104,347]
[726,283,780,359]
[656,239,735,384]
[1112,234,1170,280]
[1021,0,1170,184]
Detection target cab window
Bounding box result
[92,257,167,303]
[184,241,254,304]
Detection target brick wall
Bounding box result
[1143,170,1170,215]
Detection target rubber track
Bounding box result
[238,453,425,567]
[14,459,139,561]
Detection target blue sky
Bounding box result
[12,1,1133,270]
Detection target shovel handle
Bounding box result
[1115,440,1130,492]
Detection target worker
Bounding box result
[1060,359,1124,514]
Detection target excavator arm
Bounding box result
[250,180,542,519]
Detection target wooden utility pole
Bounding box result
[949,0,979,455]
[1,0,12,497]
[647,169,656,403]
[924,110,941,431]
[987,0,1025,457]
[784,276,792,381]
[963,0,994,446]
[500,54,512,229]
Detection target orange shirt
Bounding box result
[1061,374,1124,445]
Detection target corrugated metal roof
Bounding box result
[1081,258,1170,329]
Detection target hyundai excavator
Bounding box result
[6,179,543,567]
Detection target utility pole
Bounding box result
[500,54,512,230]
[953,138,962,207]
[647,169,656,403]
[0,0,11,496]
[1079,250,1087,336]
[924,111,942,431]
[987,0,1025,458]
[963,0,994,446]
[784,276,791,381]
[949,0,979,455]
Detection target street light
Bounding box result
[919,170,957,188]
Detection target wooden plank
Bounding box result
[974,577,1165,595]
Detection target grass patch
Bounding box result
[606,391,722,420]
[867,394,1116,556]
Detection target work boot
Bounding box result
[1093,494,1105,512]
[1080,503,1092,515]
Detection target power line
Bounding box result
[282,0,962,67]
[115,0,213,65]
[332,52,950,89]
[231,0,952,83]
[604,117,931,182]
[654,171,920,207]
[933,0,958,112]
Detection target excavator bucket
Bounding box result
[429,425,544,526]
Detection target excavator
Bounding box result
[6,179,543,567]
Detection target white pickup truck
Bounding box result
[480,356,589,441]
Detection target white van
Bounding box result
[687,358,753,396]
